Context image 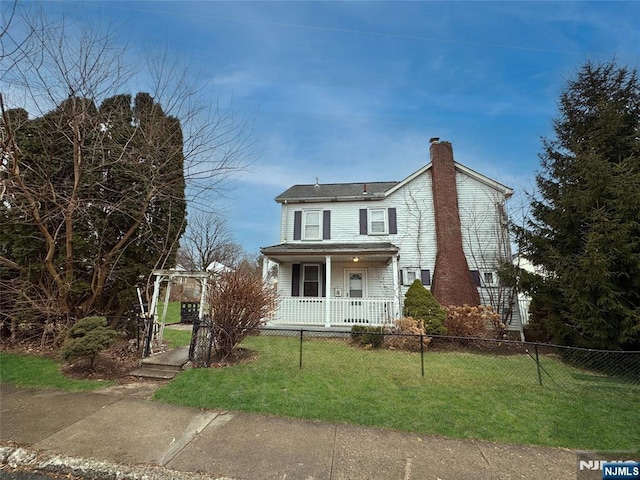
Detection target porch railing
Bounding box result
[268,297,396,327]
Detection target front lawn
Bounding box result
[154,334,640,450]
[0,352,113,391]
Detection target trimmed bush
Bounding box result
[403,280,446,335]
[61,316,118,370]
[350,325,384,348]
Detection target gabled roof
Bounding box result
[275,182,397,203]
[275,162,512,204]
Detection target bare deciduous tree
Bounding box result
[0,4,252,343]
[177,211,244,271]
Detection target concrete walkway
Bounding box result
[0,383,581,480]
[130,346,191,380]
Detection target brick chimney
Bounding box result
[430,139,481,306]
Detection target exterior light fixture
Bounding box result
[352,257,359,262]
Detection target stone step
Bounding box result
[129,364,183,380]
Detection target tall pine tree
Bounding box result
[519,61,640,350]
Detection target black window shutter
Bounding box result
[420,269,431,286]
[323,210,331,240]
[399,269,404,286]
[292,264,301,296]
[321,263,327,297]
[293,211,302,240]
[388,208,397,234]
[470,270,481,286]
[359,209,368,235]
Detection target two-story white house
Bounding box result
[261,139,523,338]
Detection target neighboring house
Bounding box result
[513,256,546,328]
[261,139,523,337]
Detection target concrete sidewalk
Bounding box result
[0,383,579,479]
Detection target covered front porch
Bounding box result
[261,242,401,328]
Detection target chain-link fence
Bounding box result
[221,330,636,395]
[187,325,639,391]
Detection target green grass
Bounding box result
[0,352,113,391]
[154,335,640,450]
[158,301,181,324]
[162,327,192,348]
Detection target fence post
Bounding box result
[299,329,303,370]
[535,343,543,386]
[420,334,425,377]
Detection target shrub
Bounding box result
[385,317,430,351]
[61,316,118,370]
[443,305,506,339]
[209,265,277,358]
[350,325,384,348]
[403,280,446,335]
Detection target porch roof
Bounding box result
[261,242,399,263]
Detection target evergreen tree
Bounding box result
[403,280,447,335]
[518,61,640,350]
[1,93,186,327]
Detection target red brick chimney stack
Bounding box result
[430,139,481,307]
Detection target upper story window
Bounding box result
[303,210,321,240]
[293,210,331,241]
[360,207,397,236]
[369,209,387,235]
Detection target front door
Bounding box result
[345,270,366,323]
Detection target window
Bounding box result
[369,208,387,234]
[303,210,321,240]
[402,268,431,286]
[359,208,396,235]
[483,272,495,285]
[303,265,320,297]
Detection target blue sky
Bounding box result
[21,2,640,255]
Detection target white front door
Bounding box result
[345,269,367,323]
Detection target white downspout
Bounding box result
[283,200,289,243]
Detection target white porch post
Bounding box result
[262,258,269,282]
[392,254,400,320]
[324,255,332,327]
